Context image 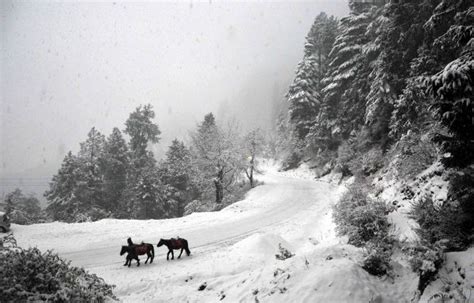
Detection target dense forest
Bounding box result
[278,0,472,295]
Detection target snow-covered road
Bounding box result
[15,168,337,269]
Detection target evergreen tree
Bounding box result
[304,12,339,84]
[123,104,163,218]
[124,104,161,162]
[389,1,472,140]
[160,139,198,217]
[45,152,82,222]
[311,5,383,151]
[413,0,473,167]
[426,55,473,167]
[365,1,435,148]
[101,127,129,212]
[78,127,106,210]
[22,195,42,218]
[130,164,172,219]
[287,13,338,141]
[389,80,433,139]
[287,56,321,140]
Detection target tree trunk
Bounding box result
[246,155,255,188]
[214,168,224,203]
[249,157,254,188]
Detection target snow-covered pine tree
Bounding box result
[394,0,474,167]
[311,5,383,151]
[123,104,163,219]
[101,127,129,213]
[45,152,82,222]
[287,55,321,141]
[159,139,198,217]
[287,13,338,141]
[124,104,161,177]
[77,127,106,210]
[304,12,339,85]
[131,163,173,219]
[365,1,436,148]
[426,52,473,167]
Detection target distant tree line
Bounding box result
[33,105,266,223]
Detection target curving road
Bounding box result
[14,169,338,270]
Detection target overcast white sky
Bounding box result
[0,0,348,196]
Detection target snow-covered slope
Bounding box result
[14,164,420,302]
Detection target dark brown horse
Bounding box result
[157,238,191,260]
[120,243,154,267]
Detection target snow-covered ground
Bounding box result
[12,163,468,302]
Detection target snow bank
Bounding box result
[229,233,293,261]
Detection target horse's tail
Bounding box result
[183,239,191,256]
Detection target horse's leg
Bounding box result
[136,256,140,267]
[167,250,171,260]
[127,256,131,267]
[145,253,150,264]
[171,249,174,260]
[178,248,184,259]
[185,242,191,256]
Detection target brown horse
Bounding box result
[157,238,191,260]
[120,243,154,267]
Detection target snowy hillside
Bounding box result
[9,164,432,302]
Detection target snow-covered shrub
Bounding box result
[336,140,357,177]
[0,237,117,302]
[0,234,17,249]
[410,196,470,251]
[362,240,393,276]
[403,242,444,295]
[275,243,294,260]
[337,141,384,177]
[360,148,384,176]
[333,183,391,247]
[8,209,32,225]
[9,208,47,225]
[281,151,303,171]
[446,167,474,247]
